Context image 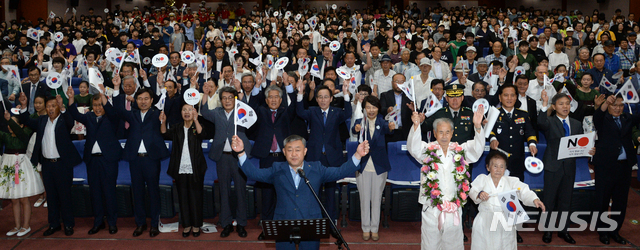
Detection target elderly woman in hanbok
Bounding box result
[469,151,545,250]
[406,106,485,250]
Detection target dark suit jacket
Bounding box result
[516,95,538,132]
[200,106,252,161]
[238,158,360,220]
[20,111,81,167]
[537,110,583,172]
[21,81,50,110]
[296,99,352,167]
[592,108,640,168]
[108,95,170,161]
[163,122,209,183]
[379,90,412,137]
[249,95,296,159]
[164,94,184,128]
[110,92,138,139]
[68,103,122,164]
[352,116,393,174]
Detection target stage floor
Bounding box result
[2,173,640,250]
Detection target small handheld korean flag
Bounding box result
[49,11,56,19]
[396,77,415,102]
[298,58,309,76]
[3,65,20,82]
[599,76,617,93]
[88,68,105,94]
[498,189,530,226]
[307,16,318,30]
[235,98,257,132]
[310,58,322,79]
[619,78,639,104]
[559,85,578,112]
[423,93,443,117]
[196,54,208,74]
[155,88,167,110]
[358,117,367,143]
[543,73,553,87]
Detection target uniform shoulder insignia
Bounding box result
[516,108,529,113]
[462,107,472,111]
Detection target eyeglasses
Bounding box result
[221,96,235,101]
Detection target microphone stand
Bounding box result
[298,169,350,250]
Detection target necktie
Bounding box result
[29,84,36,114]
[614,117,622,129]
[453,111,458,119]
[322,111,327,125]
[125,100,132,129]
[508,112,512,119]
[271,111,278,152]
[614,117,626,160]
[562,119,570,136]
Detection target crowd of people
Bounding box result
[0,1,639,249]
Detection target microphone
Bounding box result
[297,168,307,180]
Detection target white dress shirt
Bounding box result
[223,110,233,152]
[43,115,61,159]
[373,69,396,97]
[138,111,148,153]
[179,126,193,174]
[91,116,103,154]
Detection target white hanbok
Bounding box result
[406,124,485,250]
[468,174,540,250]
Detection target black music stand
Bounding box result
[262,219,330,247]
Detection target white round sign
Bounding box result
[10,108,20,115]
[183,88,200,105]
[152,54,169,68]
[336,68,351,80]
[251,22,259,28]
[274,57,289,70]
[273,11,279,17]
[473,98,490,115]
[46,72,63,89]
[181,51,196,64]
[525,156,544,174]
[332,4,337,10]
[295,14,302,21]
[54,32,64,42]
[329,41,341,51]
[104,8,109,13]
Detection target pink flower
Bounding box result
[456,199,461,207]
[431,190,441,197]
[428,144,435,150]
[456,166,465,173]
[433,164,439,171]
[421,166,430,173]
[432,183,439,189]
[460,192,468,200]
[462,183,470,192]
[455,146,463,151]
[424,156,432,164]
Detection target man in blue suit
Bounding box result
[232,134,370,249]
[108,75,170,237]
[67,89,122,235]
[21,67,50,114]
[296,82,352,222]
[249,84,297,240]
[18,94,81,237]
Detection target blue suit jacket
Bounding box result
[68,103,123,163]
[20,110,82,167]
[201,106,252,161]
[108,95,170,161]
[239,158,360,220]
[352,116,393,174]
[296,99,352,166]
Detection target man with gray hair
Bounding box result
[394,48,416,75]
[247,83,297,240]
[232,134,370,249]
[181,62,206,91]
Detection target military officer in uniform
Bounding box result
[422,83,475,143]
[488,84,538,243]
[420,83,475,242]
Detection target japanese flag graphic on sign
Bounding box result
[558,131,596,160]
[235,99,257,129]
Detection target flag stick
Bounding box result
[234,96,238,136]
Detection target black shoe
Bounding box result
[192,229,201,237]
[464,234,468,242]
[599,234,610,245]
[258,232,265,240]
[517,232,523,243]
[43,227,60,236]
[610,233,627,244]
[237,225,247,238]
[542,232,552,243]
[220,225,234,238]
[64,227,74,236]
[558,232,575,244]
[88,223,105,235]
[132,224,147,237]
[108,226,118,234]
[149,227,160,237]
[182,228,191,238]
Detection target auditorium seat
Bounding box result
[342,141,359,225]
[201,140,217,218]
[483,47,490,58]
[71,140,92,217]
[387,141,422,222]
[71,77,82,88]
